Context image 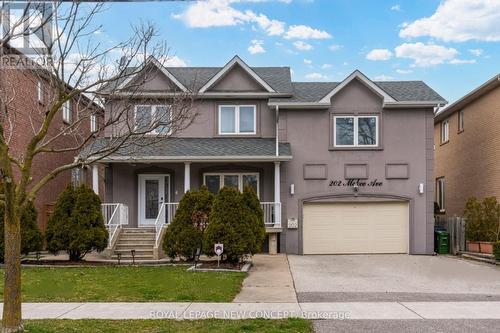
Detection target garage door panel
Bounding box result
[303,202,408,254]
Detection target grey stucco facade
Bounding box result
[93,55,445,255]
[279,79,435,254]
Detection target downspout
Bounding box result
[275,105,279,157]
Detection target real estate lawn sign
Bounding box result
[215,243,224,267]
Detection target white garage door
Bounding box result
[303,201,409,254]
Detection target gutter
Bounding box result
[383,101,447,109]
[89,155,293,163]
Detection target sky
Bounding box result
[90,0,500,103]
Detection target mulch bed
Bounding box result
[196,260,244,270]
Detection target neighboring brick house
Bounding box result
[1,47,104,232]
[434,73,500,217]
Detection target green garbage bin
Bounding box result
[435,230,449,254]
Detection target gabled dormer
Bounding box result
[199,56,276,94]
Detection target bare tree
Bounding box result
[0,2,196,331]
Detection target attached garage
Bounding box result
[302,201,409,254]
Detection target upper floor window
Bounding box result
[333,115,378,147]
[90,114,98,133]
[37,81,43,103]
[218,105,256,135]
[458,110,464,132]
[441,119,449,143]
[135,105,171,135]
[204,172,259,196]
[436,177,445,213]
[62,100,72,123]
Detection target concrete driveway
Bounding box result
[288,255,500,302]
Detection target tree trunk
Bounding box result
[69,250,81,262]
[2,200,23,333]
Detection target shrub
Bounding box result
[46,185,108,261]
[482,197,500,242]
[0,200,43,262]
[494,242,500,261]
[242,185,266,254]
[464,197,499,242]
[204,187,255,264]
[163,186,214,260]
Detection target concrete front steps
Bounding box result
[111,228,156,261]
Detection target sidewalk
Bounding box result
[233,254,297,303]
[3,302,500,320]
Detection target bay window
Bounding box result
[218,105,256,135]
[204,172,259,196]
[334,115,378,147]
[135,105,171,135]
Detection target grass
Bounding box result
[0,266,246,302]
[23,319,312,333]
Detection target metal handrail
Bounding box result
[101,203,125,248]
[154,202,179,247]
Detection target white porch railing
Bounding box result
[260,202,281,228]
[101,203,128,248]
[154,202,179,247]
[150,201,282,248]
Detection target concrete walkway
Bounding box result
[233,254,297,303]
[2,302,500,320]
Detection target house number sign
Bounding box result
[329,179,383,187]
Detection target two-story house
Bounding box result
[434,73,500,216]
[85,55,445,258]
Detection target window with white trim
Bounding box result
[90,114,98,133]
[62,100,72,123]
[218,105,256,135]
[333,115,378,147]
[37,80,43,103]
[436,177,445,212]
[441,119,449,143]
[203,172,259,196]
[135,105,172,135]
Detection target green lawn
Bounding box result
[23,319,312,333]
[0,266,246,302]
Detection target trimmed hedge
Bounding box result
[163,186,214,260]
[46,185,108,261]
[0,200,43,262]
[494,242,500,261]
[242,185,266,254]
[204,187,256,264]
[464,197,499,242]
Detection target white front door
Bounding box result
[138,174,170,226]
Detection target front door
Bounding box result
[138,174,170,226]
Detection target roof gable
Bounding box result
[319,70,396,103]
[209,63,268,92]
[119,56,188,92]
[198,56,275,93]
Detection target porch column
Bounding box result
[274,161,281,227]
[184,162,191,193]
[92,164,99,195]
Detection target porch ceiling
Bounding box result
[81,137,292,162]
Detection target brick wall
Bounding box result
[1,67,102,232]
[434,86,500,216]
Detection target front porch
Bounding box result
[97,161,283,259]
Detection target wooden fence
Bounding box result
[435,215,466,255]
